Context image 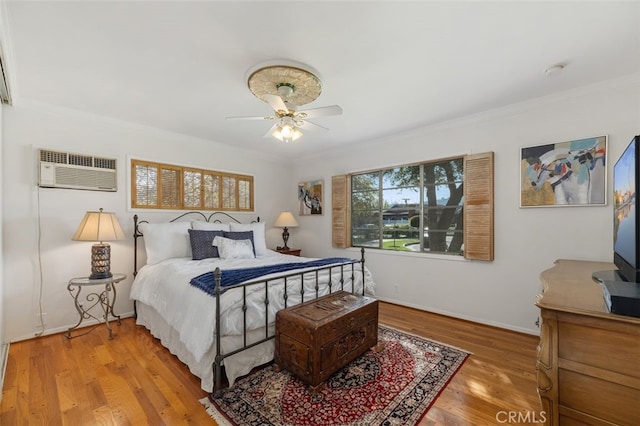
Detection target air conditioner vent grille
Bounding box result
[69,154,93,167]
[40,150,68,164]
[94,157,116,170]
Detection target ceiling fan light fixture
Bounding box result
[272,119,303,143]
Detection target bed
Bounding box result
[130,212,375,396]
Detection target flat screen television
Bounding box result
[613,135,640,283]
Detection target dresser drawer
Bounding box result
[558,319,640,378]
[559,369,640,426]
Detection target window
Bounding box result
[333,152,493,260]
[131,159,254,211]
[351,158,464,255]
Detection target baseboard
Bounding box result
[12,310,136,342]
[376,296,540,336]
[0,342,9,402]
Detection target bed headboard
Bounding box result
[133,211,260,276]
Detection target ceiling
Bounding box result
[4,1,640,160]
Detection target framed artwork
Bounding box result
[520,136,607,207]
[298,179,324,215]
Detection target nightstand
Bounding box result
[66,273,126,339]
[277,248,302,257]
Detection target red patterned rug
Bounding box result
[200,325,469,426]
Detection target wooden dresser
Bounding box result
[536,259,640,425]
[274,291,378,389]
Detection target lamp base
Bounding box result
[90,243,112,280]
[282,227,290,250]
[89,271,113,280]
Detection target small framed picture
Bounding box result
[520,136,607,207]
[298,179,324,215]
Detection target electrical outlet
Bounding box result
[393,284,400,294]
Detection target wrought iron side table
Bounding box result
[65,273,126,339]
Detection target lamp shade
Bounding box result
[72,208,125,242]
[274,212,299,228]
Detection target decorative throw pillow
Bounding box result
[223,231,256,256]
[191,221,231,232]
[213,236,255,260]
[229,222,267,256]
[139,221,192,264]
[188,229,224,260]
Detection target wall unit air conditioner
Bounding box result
[38,149,117,192]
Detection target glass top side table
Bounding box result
[66,273,126,339]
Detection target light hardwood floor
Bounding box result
[1,302,541,425]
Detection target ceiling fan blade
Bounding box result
[297,120,329,131]
[226,115,275,120]
[295,105,342,119]
[263,122,279,138]
[263,94,289,114]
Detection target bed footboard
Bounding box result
[212,248,367,398]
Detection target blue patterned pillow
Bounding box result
[188,229,224,260]
[223,231,255,256]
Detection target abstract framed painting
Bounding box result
[520,136,607,207]
[298,179,324,215]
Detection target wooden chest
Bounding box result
[274,291,378,389]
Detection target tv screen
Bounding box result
[613,135,640,282]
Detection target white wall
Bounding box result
[0,103,5,345]
[2,76,639,342]
[292,74,640,334]
[2,100,290,341]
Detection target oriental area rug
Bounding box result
[200,325,469,426]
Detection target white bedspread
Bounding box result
[129,251,374,365]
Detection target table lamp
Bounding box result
[72,208,125,279]
[274,211,299,250]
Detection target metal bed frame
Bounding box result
[132,211,366,397]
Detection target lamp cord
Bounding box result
[34,186,45,337]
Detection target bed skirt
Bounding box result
[135,302,275,392]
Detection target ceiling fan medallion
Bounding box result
[247,65,322,107]
[228,60,343,143]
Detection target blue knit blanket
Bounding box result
[190,257,356,297]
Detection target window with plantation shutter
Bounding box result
[131,159,253,211]
[463,152,494,261]
[160,167,180,208]
[134,162,158,207]
[333,152,494,259]
[238,177,252,210]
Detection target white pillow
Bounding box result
[213,236,255,260]
[139,221,192,264]
[229,222,267,256]
[191,221,230,232]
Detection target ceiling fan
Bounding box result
[227,64,343,143]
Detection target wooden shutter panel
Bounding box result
[463,152,494,261]
[160,166,181,209]
[332,175,351,248]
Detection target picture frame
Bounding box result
[298,179,324,215]
[520,136,607,207]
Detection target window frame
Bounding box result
[131,159,254,212]
[350,156,465,256]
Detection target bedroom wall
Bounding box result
[292,74,640,335]
[1,100,291,341]
[0,103,5,347]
